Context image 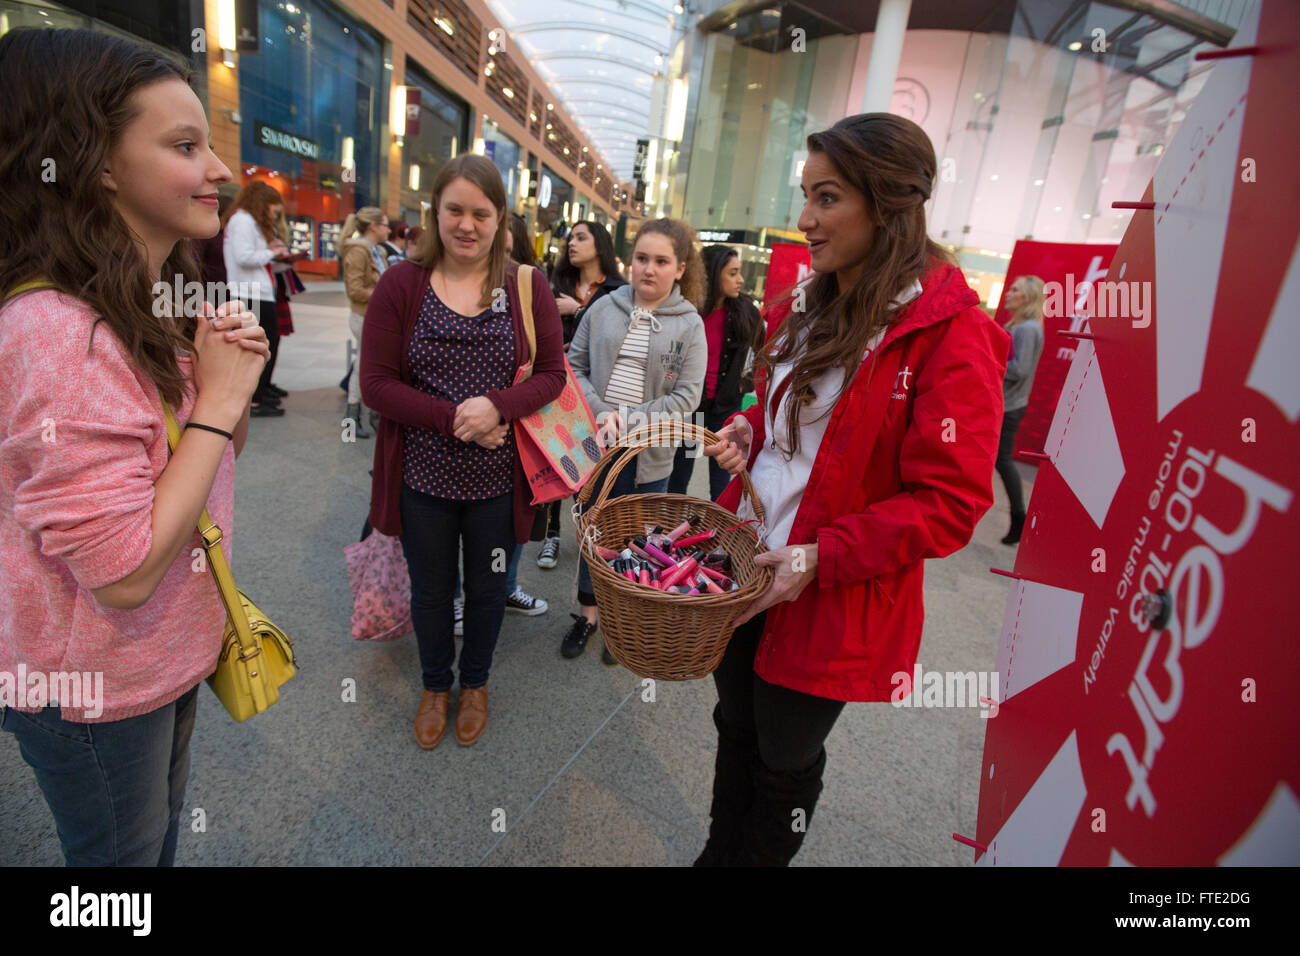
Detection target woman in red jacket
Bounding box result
[701,113,1010,866]
[360,154,565,750]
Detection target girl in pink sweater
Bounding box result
[0,29,268,865]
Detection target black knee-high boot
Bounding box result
[694,704,757,866]
[737,747,827,866]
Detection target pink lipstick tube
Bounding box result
[596,545,623,562]
[674,528,718,550]
[665,514,702,542]
[659,555,700,589]
[626,539,669,568]
[696,571,725,595]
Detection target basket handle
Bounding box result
[576,419,766,529]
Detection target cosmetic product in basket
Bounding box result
[637,560,652,587]
[675,527,718,550]
[646,532,675,554]
[621,559,640,583]
[665,514,702,542]
[698,564,734,588]
[626,537,669,567]
[659,554,700,589]
[697,570,725,594]
[701,547,734,576]
[596,545,623,562]
[634,535,679,568]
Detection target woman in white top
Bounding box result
[222,180,289,416]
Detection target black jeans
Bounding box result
[399,484,514,692]
[995,406,1028,518]
[667,405,734,501]
[254,298,280,399]
[712,613,846,773]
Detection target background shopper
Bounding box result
[995,275,1045,544]
[668,244,762,501]
[562,218,707,664]
[0,27,269,866]
[341,206,390,439]
[702,113,1008,866]
[538,220,627,570]
[223,180,290,417]
[361,155,565,750]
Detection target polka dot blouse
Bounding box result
[403,285,515,499]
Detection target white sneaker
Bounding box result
[505,587,548,615]
[536,536,560,569]
[454,596,464,637]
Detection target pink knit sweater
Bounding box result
[0,290,232,723]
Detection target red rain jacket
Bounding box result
[716,259,1009,701]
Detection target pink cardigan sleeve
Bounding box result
[0,295,160,591]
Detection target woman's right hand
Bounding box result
[191,300,268,429]
[555,293,580,317]
[704,417,753,476]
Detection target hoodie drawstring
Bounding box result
[629,306,662,333]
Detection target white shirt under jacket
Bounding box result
[222,209,277,303]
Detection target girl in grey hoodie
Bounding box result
[996,274,1045,544]
[561,219,708,663]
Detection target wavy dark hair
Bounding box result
[507,212,537,267]
[550,220,620,298]
[757,112,954,457]
[0,28,203,407]
[633,218,705,311]
[407,154,507,308]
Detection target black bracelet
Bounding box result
[185,422,234,441]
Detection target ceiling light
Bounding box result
[1068,40,1082,51]
[547,103,554,110]
[434,16,454,36]
[674,2,684,12]
[503,88,514,98]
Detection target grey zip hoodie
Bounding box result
[567,283,706,484]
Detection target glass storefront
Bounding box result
[236,0,385,275]
[535,163,574,234]
[667,0,1247,298]
[401,63,470,226]
[481,117,521,212]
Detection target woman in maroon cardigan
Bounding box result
[360,155,565,749]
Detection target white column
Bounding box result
[861,0,912,113]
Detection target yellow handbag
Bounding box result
[161,402,297,722]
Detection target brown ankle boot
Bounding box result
[456,685,489,746]
[414,690,450,749]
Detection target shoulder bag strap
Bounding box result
[160,402,258,653]
[516,264,537,380]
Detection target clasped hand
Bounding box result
[454,395,507,449]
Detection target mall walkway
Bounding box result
[0,282,1035,866]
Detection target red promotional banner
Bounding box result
[976,0,1299,865]
[763,241,811,309]
[996,240,1119,462]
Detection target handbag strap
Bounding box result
[161,396,259,656]
[516,264,537,379]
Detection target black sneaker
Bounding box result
[250,403,285,417]
[601,642,618,666]
[560,613,597,659]
[536,536,560,569]
[266,384,288,398]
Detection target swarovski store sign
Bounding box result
[254,122,322,160]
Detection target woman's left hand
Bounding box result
[453,395,502,442]
[206,302,269,358]
[732,543,818,628]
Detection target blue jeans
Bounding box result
[576,459,669,606]
[0,684,199,866]
[400,484,513,691]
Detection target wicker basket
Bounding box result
[574,420,772,681]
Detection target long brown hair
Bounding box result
[408,154,506,309]
[0,28,202,407]
[758,113,954,457]
[222,180,284,243]
[634,218,704,311]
